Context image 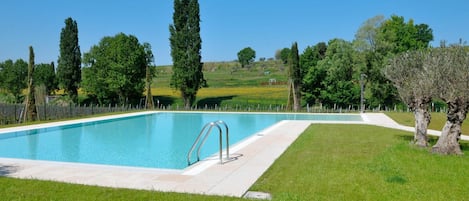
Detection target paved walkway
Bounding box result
[0,113,467,197]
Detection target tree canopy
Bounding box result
[0,59,28,103]
[237,47,256,68]
[82,33,148,105]
[34,62,57,95]
[352,15,434,109]
[319,39,363,108]
[301,42,327,104]
[169,0,205,109]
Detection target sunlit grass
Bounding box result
[250,124,469,201]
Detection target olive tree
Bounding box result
[431,46,469,154]
[384,50,434,147]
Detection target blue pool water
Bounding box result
[0,112,362,169]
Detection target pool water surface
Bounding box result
[0,112,362,169]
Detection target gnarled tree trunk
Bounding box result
[411,97,431,147]
[432,100,466,155]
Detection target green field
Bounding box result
[150,61,290,107]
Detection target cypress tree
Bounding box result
[169,0,205,109]
[57,17,81,103]
[25,46,37,121]
[287,42,302,111]
[144,43,154,109]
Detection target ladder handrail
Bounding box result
[187,120,230,166]
[215,120,229,161]
[187,122,215,165]
[196,123,221,161]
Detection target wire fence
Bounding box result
[0,102,448,126]
[0,103,141,125]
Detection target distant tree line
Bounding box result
[264,15,434,110]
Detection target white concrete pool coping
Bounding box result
[0,112,468,197]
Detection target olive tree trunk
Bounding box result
[413,107,430,147]
[432,100,465,155]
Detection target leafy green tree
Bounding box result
[287,42,301,111]
[169,0,206,109]
[57,17,81,103]
[376,15,433,54]
[82,33,147,105]
[34,62,57,95]
[280,48,291,64]
[237,47,256,68]
[318,39,364,108]
[301,42,327,105]
[354,15,385,52]
[0,59,28,103]
[353,15,433,109]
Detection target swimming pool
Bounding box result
[0,112,362,169]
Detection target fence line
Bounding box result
[0,103,140,125]
[0,103,447,126]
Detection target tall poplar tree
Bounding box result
[169,0,205,109]
[57,17,81,103]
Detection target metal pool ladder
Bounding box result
[187,120,229,166]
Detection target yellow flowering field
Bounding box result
[151,86,288,105]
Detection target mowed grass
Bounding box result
[1,123,469,200]
[250,124,469,201]
[0,177,243,201]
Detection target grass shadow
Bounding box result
[154,95,176,107]
[196,95,237,108]
[460,139,469,151]
[396,134,469,152]
[0,165,19,176]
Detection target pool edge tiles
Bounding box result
[0,111,158,135]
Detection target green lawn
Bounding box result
[1,118,469,200]
[251,124,469,201]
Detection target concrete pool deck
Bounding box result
[0,112,468,197]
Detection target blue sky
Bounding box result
[1,0,468,65]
